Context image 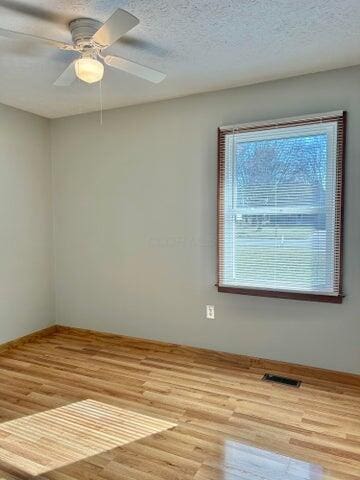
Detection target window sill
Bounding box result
[217,286,344,303]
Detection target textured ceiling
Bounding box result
[0,0,359,118]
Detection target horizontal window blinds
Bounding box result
[217,111,345,302]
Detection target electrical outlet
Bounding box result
[206,305,215,320]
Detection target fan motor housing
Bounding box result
[69,18,101,48]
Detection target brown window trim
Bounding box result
[217,111,346,303]
[217,286,344,303]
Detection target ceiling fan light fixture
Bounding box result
[75,57,104,84]
[0,8,166,88]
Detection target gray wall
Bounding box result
[51,66,360,374]
[0,104,53,342]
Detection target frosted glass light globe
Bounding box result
[75,58,104,84]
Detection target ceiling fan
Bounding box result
[0,8,166,86]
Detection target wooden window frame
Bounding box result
[217,111,346,303]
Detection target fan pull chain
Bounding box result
[99,79,103,126]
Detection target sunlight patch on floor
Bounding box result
[0,399,177,476]
[195,440,324,479]
[223,440,323,480]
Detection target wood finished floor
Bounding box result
[0,329,358,479]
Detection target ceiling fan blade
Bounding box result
[104,55,166,83]
[0,26,74,50]
[54,61,77,87]
[0,0,66,25]
[92,9,139,48]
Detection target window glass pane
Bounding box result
[233,134,329,291]
[235,135,327,208]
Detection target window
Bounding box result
[217,111,345,302]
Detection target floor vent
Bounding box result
[262,373,301,388]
